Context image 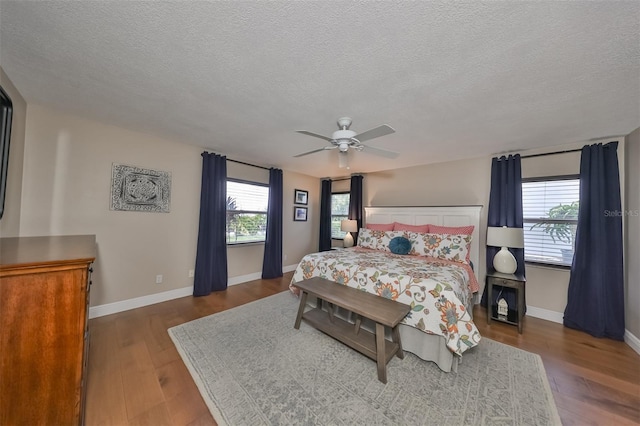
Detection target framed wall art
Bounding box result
[294,206,308,221]
[294,189,308,205]
[110,163,171,213]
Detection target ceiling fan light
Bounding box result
[338,152,349,168]
[338,142,349,152]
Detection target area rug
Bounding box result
[168,291,561,426]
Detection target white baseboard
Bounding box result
[525,305,564,324]
[624,330,640,355]
[89,286,193,319]
[89,264,300,319]
[283,263,298,273]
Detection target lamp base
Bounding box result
[343,232,354,248]
[493,247,517,274]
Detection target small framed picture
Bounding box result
[294,206,308,221]
[294,189,308,205]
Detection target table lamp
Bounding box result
[486,226,524,274]
[341,219,358,248]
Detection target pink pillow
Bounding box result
[429,224,475,235]
[393,222,429,233]
[366,223,394,231]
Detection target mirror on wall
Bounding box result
[0,85,13,220]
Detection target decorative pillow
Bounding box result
[407,232,472,264]
[407,232,443,257]
[393,222,429,233]
[428,224,474,235]
[357,229,409,251]
[357,228,387,250]
[427,225,474,262]
[389,236,411,255]
[366,223,394,231]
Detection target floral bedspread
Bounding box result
[290,247,481,356]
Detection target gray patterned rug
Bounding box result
[169,291,561,426]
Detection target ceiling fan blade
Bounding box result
[294,146,337,158]
[361,144,399,159]
[296,130,333,142]
[353,124,395,143]
[338,151,349,169]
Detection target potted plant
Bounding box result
[530,201,579,263]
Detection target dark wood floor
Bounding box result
[85,272,640,425]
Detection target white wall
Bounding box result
[18,104,319,307]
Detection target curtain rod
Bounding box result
[226,158,271,171]
[520,148,582,159]
[322,174,363,182]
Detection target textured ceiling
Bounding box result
[1,1,638,178]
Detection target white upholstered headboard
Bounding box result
[364,206,483,281]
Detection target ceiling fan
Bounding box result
[294,117,398,168]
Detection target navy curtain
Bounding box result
[194,152,228,296]
[481,154,525,310]
[564,142,624,340]
[348,175,363,245]
[319,179,332,251]
[262,168,283,279]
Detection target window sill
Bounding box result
[227,241,265,247]
[525,261,571,271]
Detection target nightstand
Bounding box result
[486,270,526,333]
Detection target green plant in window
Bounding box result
[530,201,579,246]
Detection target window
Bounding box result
[226,179,269,244]
[522,176,579,267]
[331,192,350,239]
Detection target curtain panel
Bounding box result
[319,179,332,251]
[262,168,283,279]
[481,154,525,309]
[348,175,364,245]
[564,142,624,340]
[194,152,228,296]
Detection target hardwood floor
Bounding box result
[85,272,640,425]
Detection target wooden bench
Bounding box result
[293,277,411,383]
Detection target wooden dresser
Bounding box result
[0,235,96,426]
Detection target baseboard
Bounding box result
[89,264,300,319]
[525,306,564,324]
[89,286,193,319]
[283,263,298,273]
[624,330,640,355]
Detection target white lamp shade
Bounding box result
[340,220,358,232]
[486,226,524,248]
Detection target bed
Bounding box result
[290,206,483,372]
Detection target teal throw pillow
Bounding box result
[389,236,411,255]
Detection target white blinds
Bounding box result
[522,178,579,266]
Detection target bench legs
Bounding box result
[391,326,404,359]
[375,323,387,383]
[294,291,308,330]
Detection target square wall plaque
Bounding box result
[110,164,171,213]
